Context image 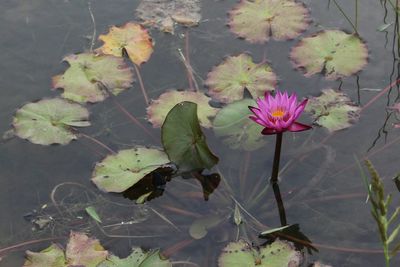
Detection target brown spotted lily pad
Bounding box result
[205,54,277,103]
[92,147,170,193]
[228,0,310,43]
[23,232,108,267]
[305,89,361,132]
[13,98,90,145]
[52,53,133,103]
[97,22,153,65]
[136,0,201,34]
[218,239,302,267]
[99,248,172,267]
[290,30,368,80]
[147,90,218,128]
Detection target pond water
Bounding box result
[1,0,400,266]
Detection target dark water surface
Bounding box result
[1,0,400,266]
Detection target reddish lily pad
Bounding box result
[305,89,361,132]
[147,90,218,128]
[92,147,170,193]
[290,30,369,80]
[228,0,311,43]
[205,54,277,103]
[52,53,133,103]
[97,22,153,65]
[13,98,90,145]
[136,0,201,34]
[99,248,172,267]
[218,239,302,267]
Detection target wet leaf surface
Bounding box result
[136,0,201,34]
[66,232,108,267]
[52,53,133,103]
[92,147,170,193]
[162,102,219,172]
[98,22,153,65]
[147,90,218,128]
[305,89,361,132]
[213,99,266,151]
[228,0,310,43]
[290,30,368,80]
[206,54,277,103]
[13,98,90,145]
[99,248,171,267]
[218,239,302,267]
[23,244,66,267]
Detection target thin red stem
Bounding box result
[361,79,400,112]
[134,64,149,105]
[0,237,62,256]
[80,133,116,154]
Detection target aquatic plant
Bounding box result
[361,160,400,267]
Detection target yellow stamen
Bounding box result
[271,109,285,118]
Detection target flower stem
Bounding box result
[272,182,287,226]
[270,132,283,184]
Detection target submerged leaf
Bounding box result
[213,99,266,151]
[92,147,170,193]
[162,102,219,172]
[85,206,102,223]
[13,98,90,145]
[99,248,171,267]
[97,22,153,65]
[52,53,133,103]
[136,0,201,34]
[290,30,368,80]
[66,232,108,267]
[147,90,218,128]
[189,214,223,239]
[228,0,310,43]
[218,239,302,267]
[23,244,66,267]
[206,54,277,103]
[305,89,361,132]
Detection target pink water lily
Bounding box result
[249,90,311,135]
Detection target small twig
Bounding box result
[184,30,195,91]
[87,0,96,52]
[133,64,150,105]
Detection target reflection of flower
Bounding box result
[249,90,311,135]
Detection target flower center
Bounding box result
[271,109,285,118]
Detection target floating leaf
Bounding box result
[66,232,108,267]
[98,22,153,65]
[290,30,368,80]
[218,239,302,267]
[52,53,133,103]
[13,98,90,145]
[92,147,170,193]
[23,244,66,267]
[136,0,201,34]
[193,172,221,201]
[147,90,218,128]
[228,0,310,43]
[99,248,171,267]
[305,89,361,132]
[162,102,219,172]
[189,214,222,239]
[205,54,277,103]
[213,99,266,151]
[85,206,102,223]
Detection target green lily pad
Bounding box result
[92,147,170,193]
[99,248,171,267]
[305,89,361,132]
[205,54,277,103]
[290,30,368,80]
[97,22,153,65]
[228,0,310,43]
[52,53,133,103]
[213,99,266,151]
[218,239,302,267]
[136,0,201,34]
[66,232,108,267]
[147,90,218,128]
[13,98,90,145]
[162,102,219,172]
[23,244,66,267]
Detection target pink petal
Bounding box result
[293,99,308,119]
[287,122,312,132]
[261,127,280,135]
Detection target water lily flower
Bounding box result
[249,90,311,135]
